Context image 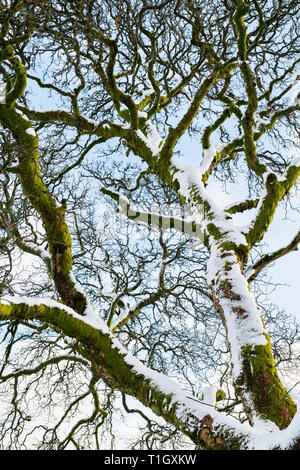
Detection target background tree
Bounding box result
[0,0,300,450]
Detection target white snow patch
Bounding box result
[145,120,162,148]
[202,385,217,406]
[169,157,268,379]
[253,112,271,131]
[0,81,6,104]
[1,294,110,334]
[171,156,248,247]
[136,88,154,105]
[22,241,50,261]
[136,129,160,156]
[290,76,300,106]
[138,111,148,118]
[25,128,36,137]
[207,241,267,379]
[120,103,129,111]
[1,293,298,449]
[110,303,130,330]
[200,143,225,174]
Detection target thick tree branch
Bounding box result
[1,296,299,450]
[246,163,300,248]
[0,103,87,313]
[102,188,203,240]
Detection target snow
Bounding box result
[30,106,70,114]
[253,112,271,131]
[124,348,300,450]
[0,81,6,104]
[136,88,154,105]
[169,154,269,381]
[145,120,162,149]
[114,190,203,240]
[25,128,36,137]
[138,111,147,118]
[244,267,255,280]
[202,384,217,406]
[0,110,297,446]
[135,129,161,156]
[15,109,30,121]
[22,241,50,261]
[110,303,130,330]
[289,155,300,167]
[1,293,111,334]
[224,200,244,211]
[0,294,182,406]
[200,143,225,174]
[207,240,267,379]
[68,271,110,331]
[249,398,300,449]
[1,292,299,449]
[1,271,111,334]
[120,103,128,111]
[290,76,300,106]
[83,116,102,127]
[170,157,198,202]
[171,155,248,246]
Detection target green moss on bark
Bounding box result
[0,299,255,449]
[239,337,296,428]
[0,44,14,63]
[247,170,300,248]
[0,105,87,313]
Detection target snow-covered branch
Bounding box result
[1,295,299,450]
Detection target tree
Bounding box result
[0,0,300,450]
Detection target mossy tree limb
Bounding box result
[158,67,222,168]
[155,158,298,428]
[1,0,300,449]
[246,166,300,248]
[207,239,297,428]
[2,297,298,450]
[232,0,261,175]
[0,104,87,314]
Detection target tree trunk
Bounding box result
[207,238,296,428]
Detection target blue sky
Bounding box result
[25,70,300,327]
